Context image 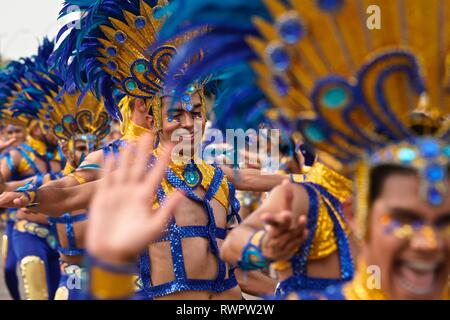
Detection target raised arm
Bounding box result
[220,181,309,267]
[220,166,288,192]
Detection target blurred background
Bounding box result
[0,0,72,67]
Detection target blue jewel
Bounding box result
[167,116,173,123]
[322,86,347,109]
[443,144,450,158]
[135,62,146,73]
[184,104,193,112]
[126,80,137,91]
[267,45,290,71]
[63,115,73,123]
[273,75,289,96]
[183,162,202,188]
[48,106,54,112]
[45,113,51,120]
[397,147,416,163]
[317,0,344,12]
[43,124,49,131]
[134,16,146,29]
[419,139,440,158]
[187,85,196,93]
[107,61,118,71]
[55,125,63,133]
[182,94,191,102]
[114,31,126,44]
[305,123,325,142]
[424,164,445,183]
[427,186,443,206]
[106,46,117,57]
[278,15,305,44]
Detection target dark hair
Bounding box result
[368,164,417,207]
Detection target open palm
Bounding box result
[86,134,182,264]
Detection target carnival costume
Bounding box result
[55,0,241,299]
[163,0,450,299]
[157,0,355,295]
[0,39,66,299]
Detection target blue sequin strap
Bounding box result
[138,164,238,298]
[275,182,354,296]
[48,213,87,256]
[4,151,19,180]
[16,146,42,175]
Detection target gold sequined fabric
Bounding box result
[292,163,352,260]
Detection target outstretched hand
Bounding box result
[259,181,308,261]
[86,134,183,264]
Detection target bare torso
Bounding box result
[148,187,242,300]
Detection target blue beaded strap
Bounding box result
[48,213,87,256]
[275,182,354,296]
[4,151,19,180]
[226,181,241,224]
[57,145,66,168]
[138,164,237,298]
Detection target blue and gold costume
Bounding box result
[53,0,241,299]
[0,41,66,299]
[156,0,357,295]
[163,0,450,300]
[0,62,32,300]
[11,44,112,299]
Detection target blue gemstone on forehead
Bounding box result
[305,123,325,142]
[278,15,305,44]
[167,116,173,123]
[427,187,443,206]
[182,94,191,103]
[273,75,289,96]
[425,164,445,183]
[114,31,126,44]
[419,139,440,158]
[322,86,347,109]
[106,46,117,57]
[267,45,290,71]
[134,16,146,29]
[187,85,196,93]
[184,104,193,112]
[397,147,416,163]
[317,0,345,12]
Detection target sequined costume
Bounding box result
[159,0,450,300]
[10,38,113,299]
[53,0,242,299]
[157,0,357,295]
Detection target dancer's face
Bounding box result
[6,125,25,146]
[159,92,206,160]
[366,171,450,300]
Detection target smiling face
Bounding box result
[157,92,206,158]
[6,125,26,146]
[365,166,450,300]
